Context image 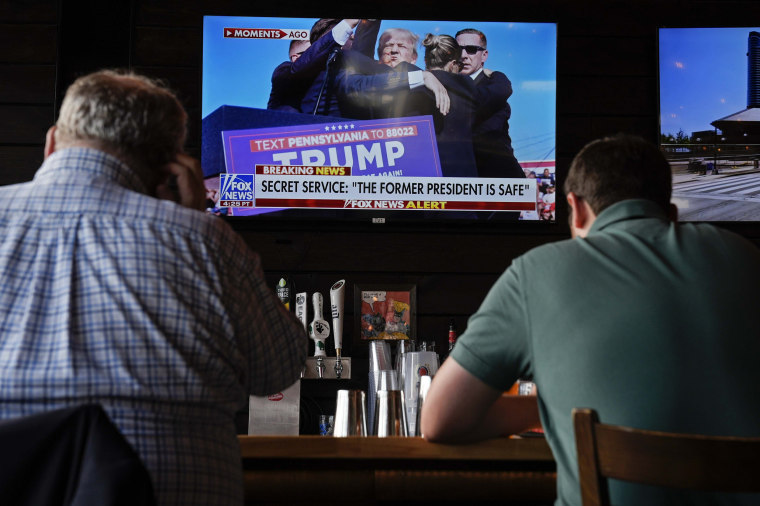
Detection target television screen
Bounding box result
[659,27,760,221]
[202,17,557,225]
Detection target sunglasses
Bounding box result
[461,45,485,55]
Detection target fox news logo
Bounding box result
[219,174,254,207]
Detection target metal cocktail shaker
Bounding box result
[333,389,368,437]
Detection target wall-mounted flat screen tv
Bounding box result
[202,17,557,226]
[659,27,760,222]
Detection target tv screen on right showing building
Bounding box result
[659,27,760,221]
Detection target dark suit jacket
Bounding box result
[427,70,479,178]
[267,30,341,113]
[471,70,525,178]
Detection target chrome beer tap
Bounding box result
[330,280,346,379]
[309,292,330,379]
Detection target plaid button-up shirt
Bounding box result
[0,148,307,505]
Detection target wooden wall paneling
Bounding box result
[557,115,659,156]
[133,1,200,27]
[416,273,501,314]
[56,0,131,101]
[556,116,594,156]
[240,228,560,275]
[135,0,386,23]
[182,107,201,156]
[131,66,199,107]
[0,146,43,185]
[560,76,657,116]
[557,36,654,77]
[555,0,668,38]
[0,0,58,24]
[588,116,660,143]
[133,27,200,67]
[0,65,57,104]
[0,24,58,64]
[657,1,760,28]
[0,105,54,144]
[0,2,58,186]
[131,23,202,151]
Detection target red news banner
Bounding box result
[253,165,537,212]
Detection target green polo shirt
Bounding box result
[452,199,760,506]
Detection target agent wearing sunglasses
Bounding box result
[456,28,525,185]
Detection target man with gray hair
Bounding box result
[0,70,306,505]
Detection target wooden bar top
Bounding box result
[238,435,556,504]
[239,434,554,462]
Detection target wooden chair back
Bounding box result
[572,407,760,506]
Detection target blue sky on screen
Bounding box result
[659,27,758,138]
[202,17,556,161]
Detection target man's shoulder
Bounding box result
[153,200,240,244]
[433,70,471,88]
[476,69,508,84]
[271,61,292,76]
[512,221,760,275]
[510,236,577,272]
[682,221,760,256]
[111,199,257,274]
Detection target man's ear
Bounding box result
[44,126,56,159]
[566,192,596,238]
[668,203,679,222]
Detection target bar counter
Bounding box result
[239,435,556,505]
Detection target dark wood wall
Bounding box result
[2,0,759,425]
[0,1,58,184]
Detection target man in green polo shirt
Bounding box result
[421,134,760,506]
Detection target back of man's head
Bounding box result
[454,28,487,48]
[564,134,672,215]
[310,18,340,44]
[55,70,187,180]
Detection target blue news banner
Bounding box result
[218,116,536,214]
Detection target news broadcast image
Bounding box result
[202,17,557,221]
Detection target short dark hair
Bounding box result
[563,134,672,214]
[455,28,487,48]
[310,18,340,44]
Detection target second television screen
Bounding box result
[659,27,760,222]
